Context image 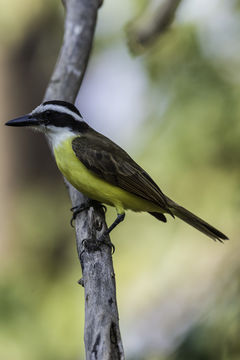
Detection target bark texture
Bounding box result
[44,1,125,359]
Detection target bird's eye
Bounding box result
[43,110,51,125]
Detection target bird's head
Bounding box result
[5,100,88,146]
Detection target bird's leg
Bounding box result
[98,213,125,253]
[70,200,107,227]
[105,213,125,236]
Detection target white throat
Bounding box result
[46,126,76,149]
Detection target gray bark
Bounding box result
[44,1,125,359]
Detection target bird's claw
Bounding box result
[70,201,107,227]
[97,233,115,254]
[80,235,115,257]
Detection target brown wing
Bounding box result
[72,130,170,212]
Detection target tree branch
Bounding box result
[43,1,125,359]
[128,0,182,51]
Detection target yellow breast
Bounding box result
[53,136,160,214]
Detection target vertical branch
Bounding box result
[44,0,125,359]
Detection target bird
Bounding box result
[5,100,228,243]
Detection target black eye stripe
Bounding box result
[36,111,89,132]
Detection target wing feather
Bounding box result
[72,132,169,211]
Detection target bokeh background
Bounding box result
[0,0,239,359]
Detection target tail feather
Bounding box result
[168,201,228,242]
[149,212,167,223]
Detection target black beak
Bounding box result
[5,115,39,127]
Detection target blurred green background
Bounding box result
[0,0,239,359]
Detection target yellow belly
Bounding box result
[54,137,161,214]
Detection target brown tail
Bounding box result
[149,212,167,222]
[167,200,228,243]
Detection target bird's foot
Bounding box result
[70,200,107,227]
[80,234,115,258]
[98,233,115,254]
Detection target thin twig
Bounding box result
[44,0,125,358]
[128,0,182,51]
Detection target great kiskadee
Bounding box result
[5,100,228,242]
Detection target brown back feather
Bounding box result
[72,131,170,213]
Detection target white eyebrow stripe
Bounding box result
[31,104,82,121]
